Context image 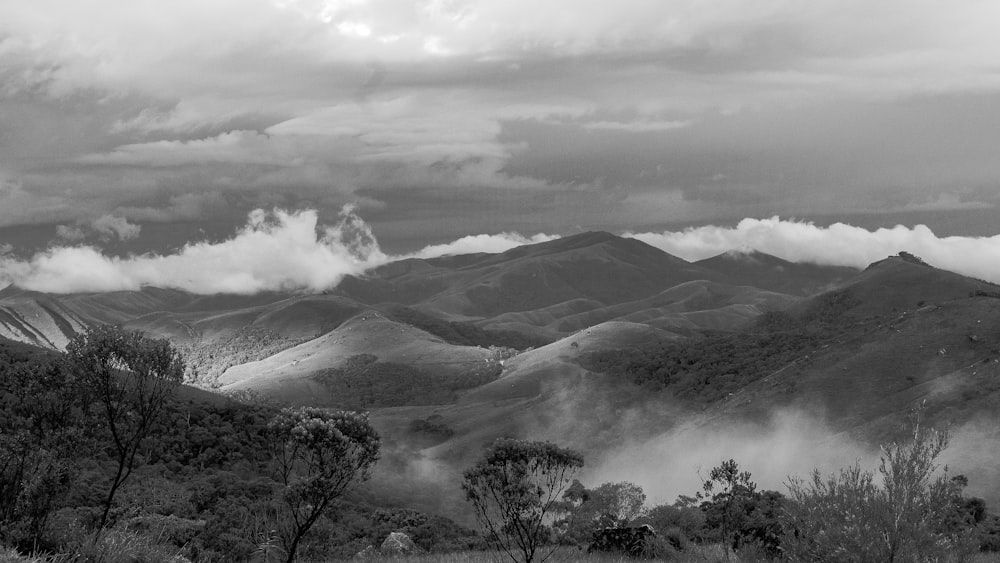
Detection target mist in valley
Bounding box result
[380,365,1000,522]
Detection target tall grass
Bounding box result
[325,545,1000,563]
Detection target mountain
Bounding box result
[5,236,1000,515]
[695,249,859,296]
[338,232,719,319]
[366,254,1000,513]
[0,232,813,358]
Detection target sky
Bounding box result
[3,0,1000,293]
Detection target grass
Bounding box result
[329,545,1000,563]
[326,544,743,562]
[5,542,1000,563]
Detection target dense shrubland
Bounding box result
[585,329,821,402]
[584,291,865,403]
[312,353,502,408]
[182,326,306,387]
[4,323,1000,562]
[383,305,553,350]
[0,330,477,562]
[458,416,1000,563]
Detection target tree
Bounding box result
[0,359,87,549]
[588,481,646,528]
[462,438,584,563]
[267,407,380,563]
[783,414,976,562]
[65,324,184,536]
[557,481,646,545]
[699,459,758,560]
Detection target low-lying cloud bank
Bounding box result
[0,208,388,294]
[628,217,1000,283]
[0,207,561,294]
[7,213,1000,294]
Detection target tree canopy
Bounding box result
[462,438,584,563]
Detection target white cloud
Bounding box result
[91,214,141,241]
[408,232,561,259]
[0,204,563,294]
[627,217,1000,283]
[1,207,388,294]
[55,224,87,242]
[582,119,693,132]
[11,210,1000,295]
[55,214,142,243]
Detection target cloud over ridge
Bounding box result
[0,208,562,294]
[0,208,387,294]
[7,213,1000,295]
[628,217,1000,283]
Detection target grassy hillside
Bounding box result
[695,249,859,296]
[217,312,499,405]
[339,232,720,318]
[587,256,1000,439]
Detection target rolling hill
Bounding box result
[3,235,1000,515]
[0,232,841,389]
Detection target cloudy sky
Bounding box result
[3,0,1000,292]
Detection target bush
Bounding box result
[783,415,976,562]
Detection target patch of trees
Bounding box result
[797,288,862,325]
[584,292,867,402]
[0,328,480,561]
[182,326,305,387]
[313,354,502,409]
[409,415,455,439]
[384,305,553,350]
[585,329,822,402]
[461,415,1000,562]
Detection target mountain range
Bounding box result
[3,231,999,510]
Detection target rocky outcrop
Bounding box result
[380,531,420,555]
[354,531,422,558]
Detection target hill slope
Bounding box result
[337,232,721,320]
[696,249,859,296]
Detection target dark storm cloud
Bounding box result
[501,95,1000,218]
[3,0,1000,243]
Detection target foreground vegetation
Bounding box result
[3,321,1000,562]
[0,330,479,561]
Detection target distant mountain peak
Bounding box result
[863,252,934,272]
[719,247,770,262]
[493,230,680,261]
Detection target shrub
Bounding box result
[783,415,975,562]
